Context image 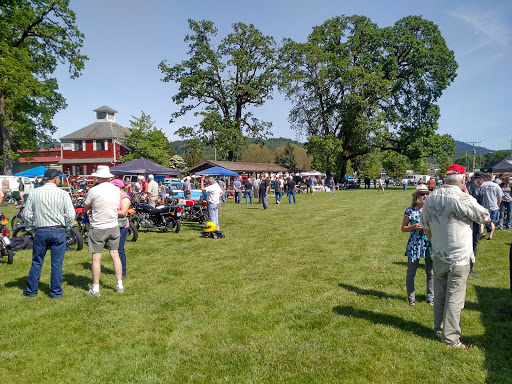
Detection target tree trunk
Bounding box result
[338,158,348,181]
[0,92,13,175]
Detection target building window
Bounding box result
[74,141,83,151]
[74,166,82,176]
[95,140,107,151]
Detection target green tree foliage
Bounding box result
[294,147,312,171]
[0,0,87,174]
[279,15,457,179]
[304,135,342,176]
[183,138,204,168]
[121,112,176,166]
[381,151,408,179]
[358,150,382,179]
[274,141,297,167]
[410,158,428,174]
[169,154,187,172]
[437,154,452,179]
[241,144,273,163]
[160,19,278,161]
[483,150,510,166]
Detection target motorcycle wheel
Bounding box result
[126,222,139,242]
[130,216,140,229]
[167,218,181,233]
[11,214,23,231]
[66,228,84,251]
[7,248,14,264]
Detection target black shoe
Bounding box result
[469,269,478,275]
[22,291,36,297]
[487,237,493,241]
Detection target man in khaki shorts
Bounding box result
[83,165,123,296]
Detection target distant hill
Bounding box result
[454,140,494,154]
[171,138,496,159]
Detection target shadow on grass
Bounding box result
[339,283,404,301]
[332,305,436,340]
[63,273,90,290]
[82,262,114,275]
[5,275,51,296]
[474,285,512,384]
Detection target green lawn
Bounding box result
[1,187,511,383]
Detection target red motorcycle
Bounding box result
[179,198,209,223]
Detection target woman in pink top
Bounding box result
[111,179,130,277]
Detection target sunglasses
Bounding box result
[419,192,429,196]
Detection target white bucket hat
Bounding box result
[92,165,114,178]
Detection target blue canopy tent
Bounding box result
[15,166,68,177]
[196,166,239,177]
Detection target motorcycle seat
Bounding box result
[147,205,171,214]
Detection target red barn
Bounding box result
[59,106,130,176]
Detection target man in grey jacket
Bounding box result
[421,164,490,349]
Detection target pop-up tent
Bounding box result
[481,155,512,173]
[14,166,68,177]
[109,158,180,176]
[14,166,49,177]
[196,166,239,177]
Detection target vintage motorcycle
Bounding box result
[10,204,24,230]
[179,198,209,223]
[130,199,182,233]
[0,214,14,264]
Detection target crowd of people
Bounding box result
[401,165,511,349]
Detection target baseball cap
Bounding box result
[472,171,486,179]
[445,164,465,175]
[44,169,63,179]
[111,179,125,188]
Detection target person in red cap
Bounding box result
[420,164,491,349]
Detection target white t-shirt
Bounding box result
[84,182,121,229]
[205,183,222,205]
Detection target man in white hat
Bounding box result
[83,165,123,296]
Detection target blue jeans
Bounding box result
[287,190,296,204]
[499,201,512,229]
[235,190,242,204]
[262,194,268,209]
[245,190,253,204]
[208,202,219,229]
[275,191,282,203]
[26,227,66,298]
[119,226,129,276]
[221,192,226,205]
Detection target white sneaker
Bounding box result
[115,287,124,294]
[85,289,100,297]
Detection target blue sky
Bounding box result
[52,0,512,151]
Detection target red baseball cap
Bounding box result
[445,164,465,175]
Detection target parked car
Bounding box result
[164,181,203,200]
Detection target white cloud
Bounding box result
[450,8,510,48]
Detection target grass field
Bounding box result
[1,187,511,384]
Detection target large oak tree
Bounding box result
[159,19,278,161]
[279,15,457,178]
[0,0,87,174]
